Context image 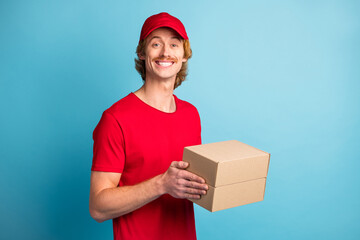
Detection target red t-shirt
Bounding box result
[91,92,201,240]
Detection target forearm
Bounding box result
[90,174,165,222]
[89,161,208,223]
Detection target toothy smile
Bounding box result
[155,61,174,67]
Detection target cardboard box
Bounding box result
[183,140,270,212]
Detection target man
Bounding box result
[89,12,207,240]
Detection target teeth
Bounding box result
[157,61,173,67]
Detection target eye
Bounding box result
[171,43,178,47]
[152,43,161,48]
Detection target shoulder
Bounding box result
[94,93,137,135]
[105,93,135,116]
[101,92,145,125]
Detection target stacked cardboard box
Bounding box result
[183,140,270,212]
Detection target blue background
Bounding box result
[1,0,359,239]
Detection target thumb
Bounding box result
[171,161,189,169]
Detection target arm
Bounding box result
[89,161,208,223]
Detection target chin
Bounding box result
[154,72,179,81]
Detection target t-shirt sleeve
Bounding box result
[91,111,125,173]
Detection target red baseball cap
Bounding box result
[139,12,188,42]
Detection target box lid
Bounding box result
[184,140,270,187]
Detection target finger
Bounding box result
[173,188,201,199]
[179,170,205,183]
[184,193,201,199]
[177,179,208,191]
[184,186,207,195]
[183,180,208,190]
[177,178,205,189]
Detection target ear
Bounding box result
[138,53,145,60]
[182,58,187,63]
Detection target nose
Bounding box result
[160,44,171,57]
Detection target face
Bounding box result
[139,27,187,81]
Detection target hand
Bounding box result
[160,161,208,199]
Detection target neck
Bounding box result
[134,77,176,113]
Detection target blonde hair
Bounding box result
[135,39,192,89]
